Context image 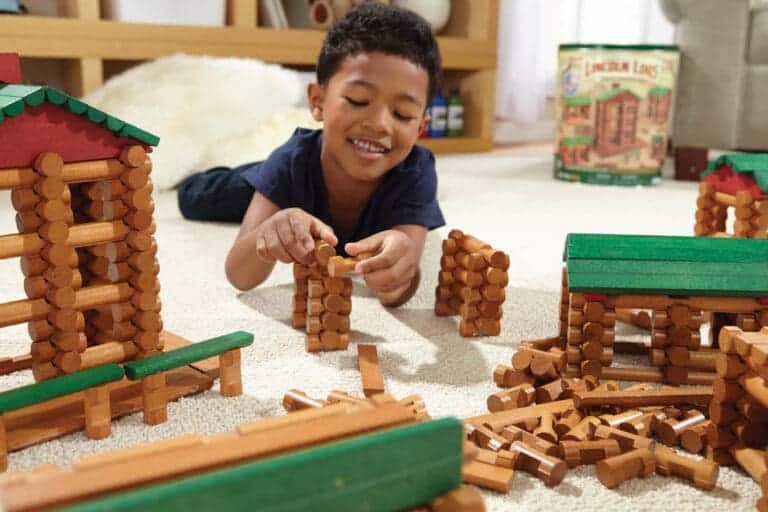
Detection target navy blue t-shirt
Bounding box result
[240,128,445,253]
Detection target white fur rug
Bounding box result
[83,55,321,191]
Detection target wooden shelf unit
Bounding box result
[0,0,498,153]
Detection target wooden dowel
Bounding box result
[465,400,575,433]
[0,221,128,260]
[80,341,138,369]
[573,387,712,409]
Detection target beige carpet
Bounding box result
[0,150,761,511]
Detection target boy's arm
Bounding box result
[225,192,279,291]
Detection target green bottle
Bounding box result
[447,87,464,137]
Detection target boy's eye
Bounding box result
[394,111,416,122]
[344,96,368,107]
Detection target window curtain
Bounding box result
[495,0,675,124]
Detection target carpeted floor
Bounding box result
[0,150,761,511]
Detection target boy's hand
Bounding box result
[345,229,420,306]
[254,208,337,265]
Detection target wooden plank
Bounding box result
[573,387,712,409]
[123,331,253,380]
[0,17,495,70]
[565,233,768,264]
[52,418,463,512]
[0,364,124,413]
[1,403,417,511]
[357,344,385,397]
[567,259,768,296]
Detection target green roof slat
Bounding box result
[45,87,67,105]
[648,86,671,97]
[565,96,592,106]
[565,233,768,264]
[105,115,125,132]
[0,364,124,413]
[66,97,88,115]
[566,269,768,297]
[86,107,107,124]
[124,331,253,380]
[23,89,46,106]
[568,259,768,284]
[561,136,594,146]
[0,84,45,106]
[0,109,4,123]
[60,418,463,512]
[0,95,25,116]
[120,123,160,146]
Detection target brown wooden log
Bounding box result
[596,448,656,488]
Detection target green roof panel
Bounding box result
[701,153,768,193]
[0,84,158,147]
[565,96,592,106]
[0,94,25,116]
[564,233,768,296]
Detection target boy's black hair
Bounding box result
[316,3,443,104]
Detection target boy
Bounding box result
[178,4,445,307]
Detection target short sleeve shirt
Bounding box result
[240,128,445,253]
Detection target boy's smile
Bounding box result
[309,51,430,192]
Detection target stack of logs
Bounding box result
[695,182,768,239]
[435,229,509,337]
[292,241,354,352]
[648,304,705,385]
[712,326,768,510]
[465,374,721,495]
[11,147,162,380]
[563,283,616,379]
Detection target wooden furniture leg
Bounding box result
[674,146,709,181]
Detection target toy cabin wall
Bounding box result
[0,147,161,381]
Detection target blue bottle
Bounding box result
[429,93,448,138]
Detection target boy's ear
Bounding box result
[418,114,430,135]
[307,82,325,121]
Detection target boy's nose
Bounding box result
[362,108,391,134]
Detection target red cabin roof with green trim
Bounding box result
[0,52,158,169]
[700,154,768,199]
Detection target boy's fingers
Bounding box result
[355,250,395,275]
[346,233,383,259]
[308,217,337,247]
[264,230,291,263]
[288,216,316,264]
[254,236,273,263]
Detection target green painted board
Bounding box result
[0,364,124,413]
[124,331,254,380]
[0,94,24,116]
[56,417,463,512]
[567,270,768,296]
[564,233,768,296]
[565,233,768,263]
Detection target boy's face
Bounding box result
[308,52,430,184]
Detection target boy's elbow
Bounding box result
[225,260,256,292]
